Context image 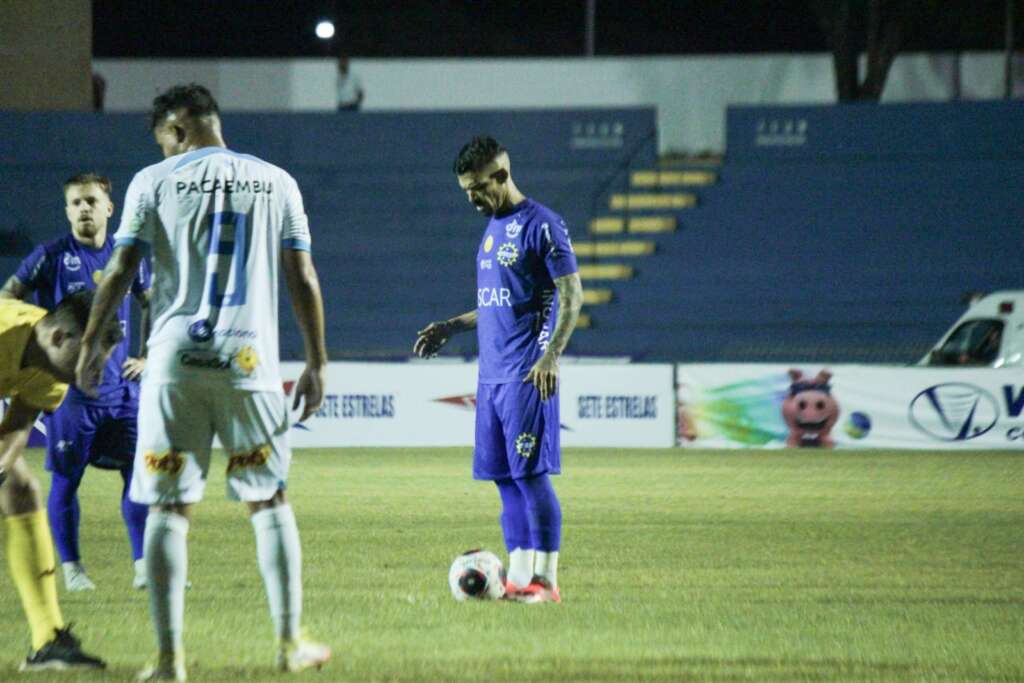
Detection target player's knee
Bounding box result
[246,488,288,515]
[0,469,42,515]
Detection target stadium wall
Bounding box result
[280,361,676,448]
[93,52,1024,154]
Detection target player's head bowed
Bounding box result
[454,136,518,216]
[42,290,124,382]
[150,83,223,158]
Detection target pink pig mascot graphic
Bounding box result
[782,369,840,448]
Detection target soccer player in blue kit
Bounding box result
[414,136,583,603]
[0,173,151,592]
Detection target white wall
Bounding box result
[94,53,1023,153]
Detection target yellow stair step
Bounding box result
[631,170,717,187]
[628,217,677,234]
[576,312,592,329]
[610,193,697,210]
[578,264,634,280]
[572,240,656,257]
[588,216,676,234]
[583,288,614,305]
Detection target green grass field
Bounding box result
[1,448,1022,682]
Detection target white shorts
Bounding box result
[129,381,292,505]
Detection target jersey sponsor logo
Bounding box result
[479,259,492,270]
[226,444,270,473]
[483,235,494,253]
[179,350,232,371]
[177,347,259,375]
[66,281,86,293]
[175,178,274,195]
[496,242,519,267]
[63,254,82,271]
[477,287,511,307]
[189,319,259,344]
[188,319,214,343]
[514,432,538,458]
[505,219,524,239]
[234,346,260,375]
[144,448,185,475]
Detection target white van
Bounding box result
[920,290,1024,368]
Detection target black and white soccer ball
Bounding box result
[448,549,506,601]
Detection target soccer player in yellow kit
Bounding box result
[0,290,122,671]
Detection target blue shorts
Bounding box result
[473,381,561,481]
[44,399,139,478]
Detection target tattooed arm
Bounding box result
[524,272,583,400]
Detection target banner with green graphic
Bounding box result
[677,364,1024,449]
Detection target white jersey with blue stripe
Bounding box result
[114,146,311,390]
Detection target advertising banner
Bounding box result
[677,364,1024,449]
[281,361,675,448]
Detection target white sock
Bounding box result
[251,504,302,641]
[62,560,85,575]
[507,548,535,587]
[534,550,559,588]
[143,511,189,654]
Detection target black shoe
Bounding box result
[18,625,106,672]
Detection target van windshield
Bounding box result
[930,319,1004,366]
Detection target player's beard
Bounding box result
[75,219,98,239]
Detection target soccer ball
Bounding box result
[448,549,506,601]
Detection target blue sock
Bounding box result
[515,474,562,552]
[47,471,82,563]
[121,468,147,561]
[494,478,530,552]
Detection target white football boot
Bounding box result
[136,649,186,682]
[62,562,96,591]
[277,634,331,672]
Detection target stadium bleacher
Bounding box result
[579,100,1024,362]
[0,108,657,360]
[2,101,1022,364]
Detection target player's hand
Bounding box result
[75,338,105,399]
[413,321,451,358]
[293,364,326,422]
[122,356,146,381]
[524,354,559,401]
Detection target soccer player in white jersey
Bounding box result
[75,84,330,680]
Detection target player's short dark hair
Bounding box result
[48,290,124,345]
[63,173,112,198]
[453,136,506,175]
[150,83,220,130]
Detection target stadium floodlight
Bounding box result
[315,20,335,40]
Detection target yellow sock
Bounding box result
[6,510,64,650]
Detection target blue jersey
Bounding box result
[15,234,150,405]
[475,199,578,384]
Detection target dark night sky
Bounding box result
[93,0,1018,58]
